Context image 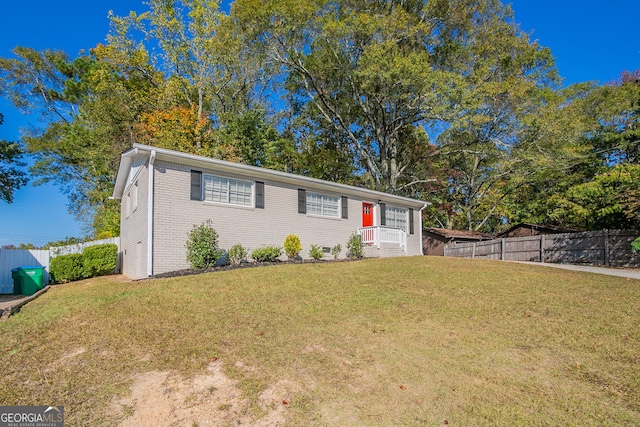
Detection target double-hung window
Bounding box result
[385,206,407,230]
[306,192,340,217]
[203,174,252,206]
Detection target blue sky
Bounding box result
[1,0,639,247]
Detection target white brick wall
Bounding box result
[150,160,423,275]
[120,161,149,279]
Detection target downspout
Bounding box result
[419,203,428,256]
[147,150,156,277]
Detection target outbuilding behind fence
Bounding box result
[444,229,640,267]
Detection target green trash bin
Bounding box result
[11,266,45,296]
[11,268,22,295]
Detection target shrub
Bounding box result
[82,244,118,277]
[331,244,342,260]
[633,237,640,254]
[309,244,325,260]
[346,233,363,259]
[228,244,249,265]
[50,254,86,283]
[185,220,224,269]
[284,234,302,260]
[251,246,282,262]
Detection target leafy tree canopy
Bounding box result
[0,0,638,236]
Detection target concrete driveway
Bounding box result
[513,261,640,280]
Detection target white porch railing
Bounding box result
[358,226,407,252]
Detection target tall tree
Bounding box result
[109,0,269,134]
[0,45,163,236]
[0,0,286,236]
[424,0,565,231]
[0,113,28,203]
[233,0,458,193]
[534,70,640,229]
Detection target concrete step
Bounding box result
[363,243,406,258]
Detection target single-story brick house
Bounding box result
[112,144,429,279]
[422,227,494,256]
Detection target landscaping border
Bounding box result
[150,258,364,280]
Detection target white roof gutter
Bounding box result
[419,202,428,256]
[147,150,156,277]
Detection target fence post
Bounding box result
[472,243,476,259]
[540,235,545,263]
[500,239,505,260]
[604,229,609,267]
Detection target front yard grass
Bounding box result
[0,256,638,425]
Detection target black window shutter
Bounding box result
[255,181,264,209]
[379,202,386,226]
[409,208,414,234]
[341,196,348,219]
[298,189,306,214]
[190,170,202,200]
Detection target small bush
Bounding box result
[309,244,325,260]
[251,246,282,262]
[331,244,342,260]
[284,234,302,260]
[346,233,363,259]
[186,220,224,269]
[50,254,86,283]
[82,244,118,277]
[632,237,640,254]
[228,244,249,265]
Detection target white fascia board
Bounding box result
[112,148,140,200]
[132,143,430,208]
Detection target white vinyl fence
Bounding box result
[0,250,50,294]
[49,237,120,258]
[0,237,120,294]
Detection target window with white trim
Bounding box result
[306,192,340,217]
[203,174,253,206]
[385,206,407,230]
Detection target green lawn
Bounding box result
[1,257,639,426]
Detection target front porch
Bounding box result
[357,226,407,255]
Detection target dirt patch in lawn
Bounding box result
[113,361,296,426]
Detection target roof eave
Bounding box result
[133,144,428,208]
[112,147,141,200]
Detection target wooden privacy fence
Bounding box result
[444,229,640,267]
[0,237,120,294]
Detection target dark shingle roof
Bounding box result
[423,227,494,240]
[497,223,581,237]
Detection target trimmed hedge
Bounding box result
[251,246,282,262]
[82,244,118,277]
[50,254,86,283]
[50,243,118,284]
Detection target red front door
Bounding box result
[362,203,373,227]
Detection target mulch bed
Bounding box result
[151,258,362,280]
